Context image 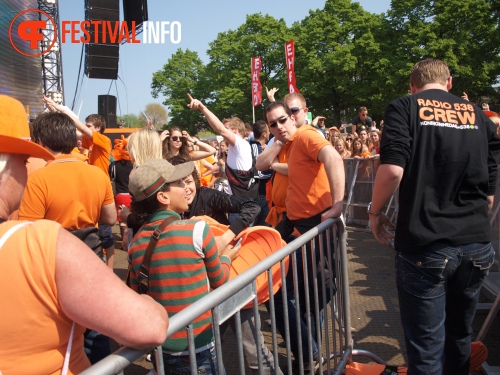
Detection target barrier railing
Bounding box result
[343,158,398,228]
[82,217,390,375]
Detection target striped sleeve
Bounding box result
[199,222,230,288]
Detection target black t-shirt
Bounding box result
[112,160,133,195]
[381,89,500,252]
[352,115,373,129]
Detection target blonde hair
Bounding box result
[410,59,450,88]
[222,117,245,138]
[128,129,162,167]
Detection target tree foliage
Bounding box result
[293,0,386,124]
[151,0,500,127]
[151,49,208,133]
[138,103,169,129]
[118,113,141,128]
[386,0,500,104]
[205,13,294,123]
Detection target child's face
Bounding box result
[164,179,190,213]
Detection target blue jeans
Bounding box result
[395,241,495,375]
[84,329,111,365]
[266,211,332,364]
[159,346,225,375]
[254,194,270,227]
[267,249,320,364]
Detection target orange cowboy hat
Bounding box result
[0,95,54,160]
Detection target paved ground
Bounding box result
[109,225,500,374]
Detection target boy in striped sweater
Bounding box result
[128,158,239,374]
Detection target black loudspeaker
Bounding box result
[86,7,119,22]
[123,0,148,29]
[85,44,119,79]
[98,95,117,128]
[85,0,120,80]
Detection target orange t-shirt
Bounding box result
[82,131,111,176]
[265,146,289,227]
[0,220,90,374]
[286,126,332,221]
[200,155,216,186]
[10,157,48,220]
[18,155,114,230]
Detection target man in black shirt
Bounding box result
[350,106,372,135]
[369,59,500,375]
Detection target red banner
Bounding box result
[251,57,263,106]
[285,41,300,93]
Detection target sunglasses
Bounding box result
[170,136,183,141]
[346,138,353,141]
[269,116,289,128]
[290,107,304,114]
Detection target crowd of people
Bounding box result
[1,57,499,375]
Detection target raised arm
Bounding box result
[186,94,237,146]
[183,132,217,160]
[312,116,326,126]
[55,227,168,349]
[265,87,279,103]
[43,96,93,138]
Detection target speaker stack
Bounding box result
[123,0,149,30]
[98,95,117,128]
[84,0,120,80]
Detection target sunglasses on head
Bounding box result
[290,107,303,114]
[170,136,183,141]
[269,116,289,128]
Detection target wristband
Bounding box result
[367,202,382,216]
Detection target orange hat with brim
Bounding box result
[0,95,54,160]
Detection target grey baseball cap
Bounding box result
[129,158,194,201]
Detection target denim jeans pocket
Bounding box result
[396,251,449,298]
[465,243,494,293]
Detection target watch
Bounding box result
[367,202,382,216]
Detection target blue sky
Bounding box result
[58,0,391,119]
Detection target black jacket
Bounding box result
[185,187,260,236]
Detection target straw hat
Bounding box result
[0,95,54,160]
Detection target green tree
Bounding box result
[139,103,169,129]
[205,13,293,122]
[118,113,141,128]
[292,0,386,126]
[385,0,500,105]
[151,49,209,134]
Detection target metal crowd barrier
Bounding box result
[82,217,387,375]
[343,158,398,228]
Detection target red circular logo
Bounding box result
[9,9,58,57]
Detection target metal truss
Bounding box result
[38,0,65,104]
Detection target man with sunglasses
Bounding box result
[351,106,373,136]
[260,101,345,373]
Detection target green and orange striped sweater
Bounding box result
[128,210,230,353]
